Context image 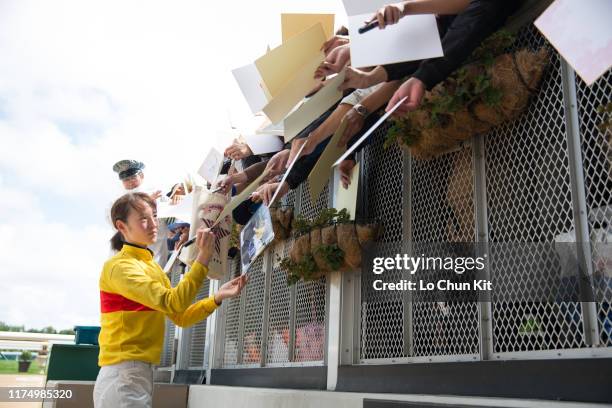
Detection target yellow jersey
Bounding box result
[98,243,218,366]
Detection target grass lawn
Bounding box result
[0,359,43,375]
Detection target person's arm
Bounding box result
[305,104,353,151]
[283,81,397,190]
[338,81,400,146]
[284,132,338,191]
[167,295,219,327]
[224,139,253,160]
[243,161,268,183]
[168,274,248,327]
[341,66,389,91]
[401,0,470,16]
[411,0,519,90]
[372,0,469,29]
[224,159,269,192]
[356,81,400,117]
[314,44,351,79]
[285,103,339,164]
[381,1,518,85]
[108,228,215,316]
[109,259,210,315]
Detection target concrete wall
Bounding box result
[187,385,609,408]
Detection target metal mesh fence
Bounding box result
[219,178,330,368]
[575,69,612,346]
[266,240,292,364]
[241,255,266,364]
[356,25,611,362]
[360,123,406,360]
[188,279,210,368]
[261,171,301,365]
[410,147,480,357]
[484,26,586,353]
[293,277,326,362]
[222,258,242,366]
[292,180,328,362]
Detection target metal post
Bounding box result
[560,58,600,346]
[236,275,248,364]
[287,184,303,361]
[473,135,494,360]
[401,150,415,357]
[174,266,191,371]
[340,270,358,365]
[326,168,342,389]
[288,283,297,362]
[205,278,221,384]
[260,250,273,367]
[175,325,191,371]
[339,155,362,365]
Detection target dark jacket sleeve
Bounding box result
[284,111,382,190]
[286,139,330,190]
[241,154,262,169]
[283,102,341,188]
[383,0,520,88]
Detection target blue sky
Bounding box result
[0,0,347,330]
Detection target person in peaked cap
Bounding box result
[113,159,147,191]
[112,159,168,265]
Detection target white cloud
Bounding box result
[0,181,44,223]
[0,0,347,329]
[0,218,111,329]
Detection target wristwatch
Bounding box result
[353,104,369,118]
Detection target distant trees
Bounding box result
[0,321,75,335]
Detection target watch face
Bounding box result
[355,105,367,116]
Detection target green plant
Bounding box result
[229,223,240,248]
[598,102,612,133]
[311,208,352,228]
[385,30,515,148]
[292,214,312,236]
[19,351,32,362]
[335,208,351,224]
[312,208,336,228]
[279,254,319,285]
[384,119,419,148]
[315,244,345,270]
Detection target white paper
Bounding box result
[333,97,407,166]
[244,134,284,155]
[269,142,308,206]
[163,250,181,273]
[535,0,612,85]
[232,63,270,114]
[348,13,443,68]
[342,0,391,17]
[197,148,223,185]
[234,159,244,173]
[156,193,193,220]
